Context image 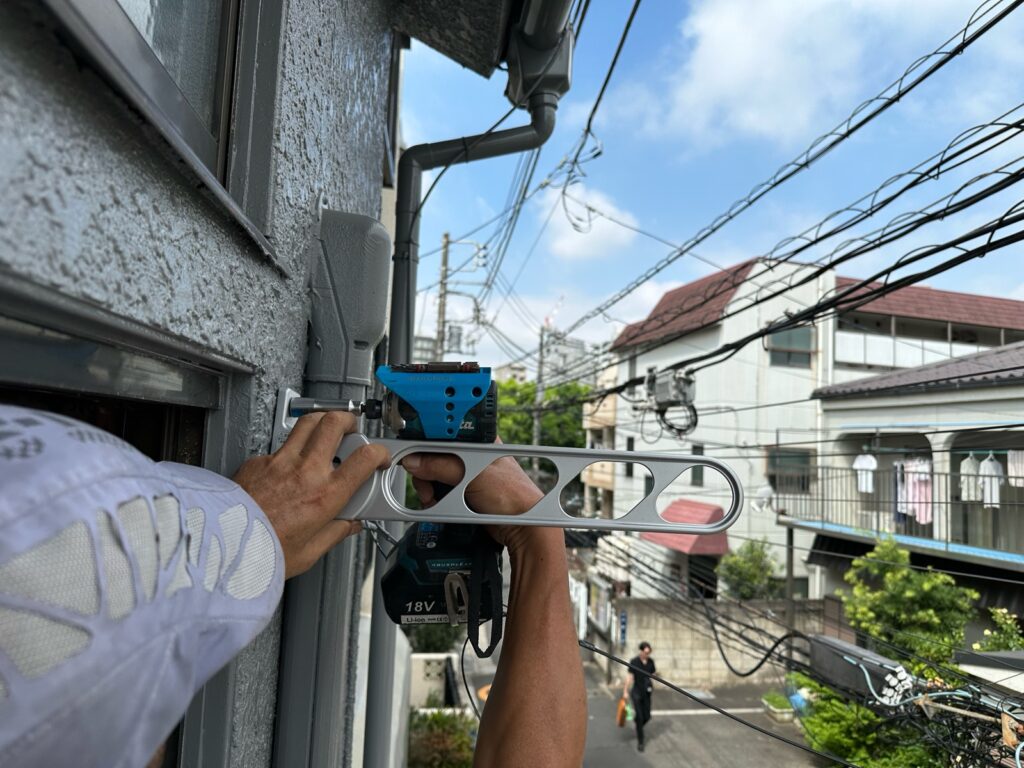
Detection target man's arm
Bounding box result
[623,671,634,698]
[402,453,587,768]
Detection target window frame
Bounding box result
[0,272,256,768]
[765,325,815,369]
[39,0,284,263]
[766,447,815,494]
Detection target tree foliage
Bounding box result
[407,708,476,768]
[840,538,979,676]
[790,672,943,768]
[496,379,588,448]
[404,623,464,653]
[716,538,782,600]
[973,607,1024,652]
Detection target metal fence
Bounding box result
[774,465,1024,555]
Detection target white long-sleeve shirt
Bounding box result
[979,456,1004,510]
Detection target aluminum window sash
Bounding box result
[41,0,219,170]
[37,0,284,271]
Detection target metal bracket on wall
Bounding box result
[272,388,743,534]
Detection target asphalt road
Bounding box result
[581,665,828,768]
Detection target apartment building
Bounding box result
[781,342,1024,624]
[589,258,1024,600]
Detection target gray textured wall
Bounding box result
[0,0,392,765]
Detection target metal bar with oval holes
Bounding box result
[332,434,743,534]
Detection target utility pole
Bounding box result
[434,232,449,360]
[532,324,545,478]
[786,525,795,665]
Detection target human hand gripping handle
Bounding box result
[233,411,390,578]
[402,445,587,768]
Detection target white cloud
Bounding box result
[542,184,639,261]
[611,0,981,148]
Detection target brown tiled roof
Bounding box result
[835,277,1024,331]
[612,260,756,349]
[814,340,1024,399]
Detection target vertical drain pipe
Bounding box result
[387,91,558,363]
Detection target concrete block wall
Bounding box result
[595,598,823,691]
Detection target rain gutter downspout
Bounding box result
[387,91,558,364]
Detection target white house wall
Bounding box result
[612,263,835,585]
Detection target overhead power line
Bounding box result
[555,0,1024,339]
[538,104,1024,387]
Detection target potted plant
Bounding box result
[761,690,794,723]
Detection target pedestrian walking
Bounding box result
[622,641,656,751]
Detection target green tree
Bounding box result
[407,707,476,768]
[496,379,588,448]
[973,607,1024,652]
[404,623,464,653]
[716,538,782,600]
[840,538,979,677]
[790,672,943,768]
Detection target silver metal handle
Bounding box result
[334,434,743,534]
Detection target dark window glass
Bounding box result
[690,443,704,486]
[767,326,813,368]
[643,474,655,497]
[766,448,814,494]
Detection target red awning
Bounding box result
[639,499,729,556]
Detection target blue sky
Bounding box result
[401,0,1024,369]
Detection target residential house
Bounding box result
[590,257,1024,601]
[780,342,1024,634]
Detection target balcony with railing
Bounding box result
[774,465,1024,568]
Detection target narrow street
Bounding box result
[580,665,826,767]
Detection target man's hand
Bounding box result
[400,446,550,555]
[234,412,390,578]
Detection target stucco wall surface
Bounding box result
[0,0,393,765]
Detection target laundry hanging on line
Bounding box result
[979,453,1004,510]
[959,453,981,503]
[852,453,877,494]
[1008,449,1024,488]
[892,458,932,526]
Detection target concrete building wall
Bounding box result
[0,1,393,764]
[611,264,830,583]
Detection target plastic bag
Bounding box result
[616,697,627,727]
[625,700,635,722]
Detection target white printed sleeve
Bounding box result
[0,405,284,768]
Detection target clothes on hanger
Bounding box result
[904,458,933,525]
[959,453,981,503]
[852,453,878,494]
[1008,449,1024,488]
[892,462,908,525]
[979,453,1004,510]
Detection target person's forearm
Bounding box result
[473,529,586,768]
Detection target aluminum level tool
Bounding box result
[272,364,743,534]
